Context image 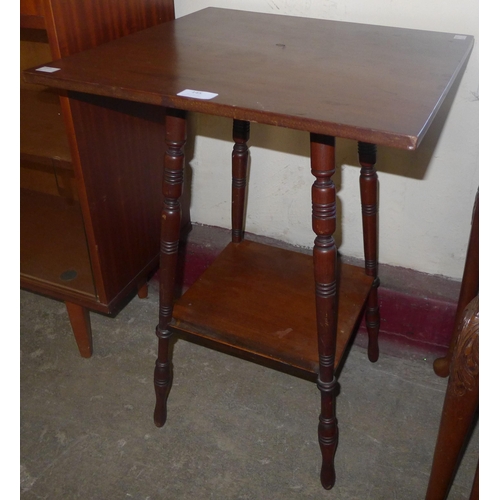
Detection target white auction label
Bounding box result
[177,89,218,100]
[36,66,61,73]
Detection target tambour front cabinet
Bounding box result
[20,0,177,357]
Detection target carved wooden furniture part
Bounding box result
[426,192,479,500]
[24,8,474,489]
[426,294,479,500]
[20,0,176,357]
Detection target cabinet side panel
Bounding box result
[39,0,175,305]
[68,93,166,305]
[43,0,175,58]
[21,0,46,29]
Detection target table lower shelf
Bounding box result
[171,239,373,379]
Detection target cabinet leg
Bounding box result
[310,133,339,490]
[425,296,479,500]
[232,119,250,243]
[434,191,478,377]
[154,108,187,428]
[358,142,380,362]
[65,301,93,358]
[137,282,148,299]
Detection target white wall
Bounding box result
[174,0,479,280]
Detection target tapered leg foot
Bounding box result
[153,108,187,428]
[432,356,450,377]
[137,282,149,299]
[318,395,339,490]
[153,327,174,427]
[366,283,380,362]
[310,133,339,490]
[65,301,93,358]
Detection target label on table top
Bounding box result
[454,35,467,40]
[177,89,218,100]
[36,66,61,73]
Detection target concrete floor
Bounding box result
[20,278,478,499]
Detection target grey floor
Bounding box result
[20,280,478,499]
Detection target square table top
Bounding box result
[24,7,474,149]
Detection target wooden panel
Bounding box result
[43,0,176,304]
[20,29,51,90]
[68,92,166,302]
[24,8,473,149]
[20,0,45,29]
[20,189,95,297]
[20,159,78,200]
[20,88,72,166]
[43,0,175,59]
[172,240,374,378]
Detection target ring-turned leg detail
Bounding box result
[358,142,380,362]
[232,119,250,243]
[154,108,187,428]
[310,133,339,490]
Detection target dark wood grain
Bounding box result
[20,0,176,356]
[20,189,96,298]
[231,120,250,243]
[21,0,45,29]
[68,93,166,304]
[425,295,478,500]
[154,108,187,428]
[43,0,175,59]
[171,240,373,377]
[20,88,72,167]
[358,142,380,362]
[65,301,93,358]
[24,8,473,149]
[310,133,338,489]
[434,191,479,377]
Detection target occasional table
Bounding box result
[24,8,474,489]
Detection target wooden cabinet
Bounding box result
[20,0,176,357]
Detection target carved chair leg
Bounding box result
[310,133,339,490]
[434,191,478,377]
[65,301,93,358]
[358,142,380,362]
[153,108,187,428]
[425,295,479,500]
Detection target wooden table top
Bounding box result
[24,7,473,149]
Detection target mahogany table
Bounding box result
[24,8,474,490]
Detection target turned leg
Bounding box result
[358,142,380,362]
[310,133,339,490]
[65,301,93,358]
[434,191,478,377]
[153,108,187,428]
[232,119,250,243]
[425,295,479,500]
